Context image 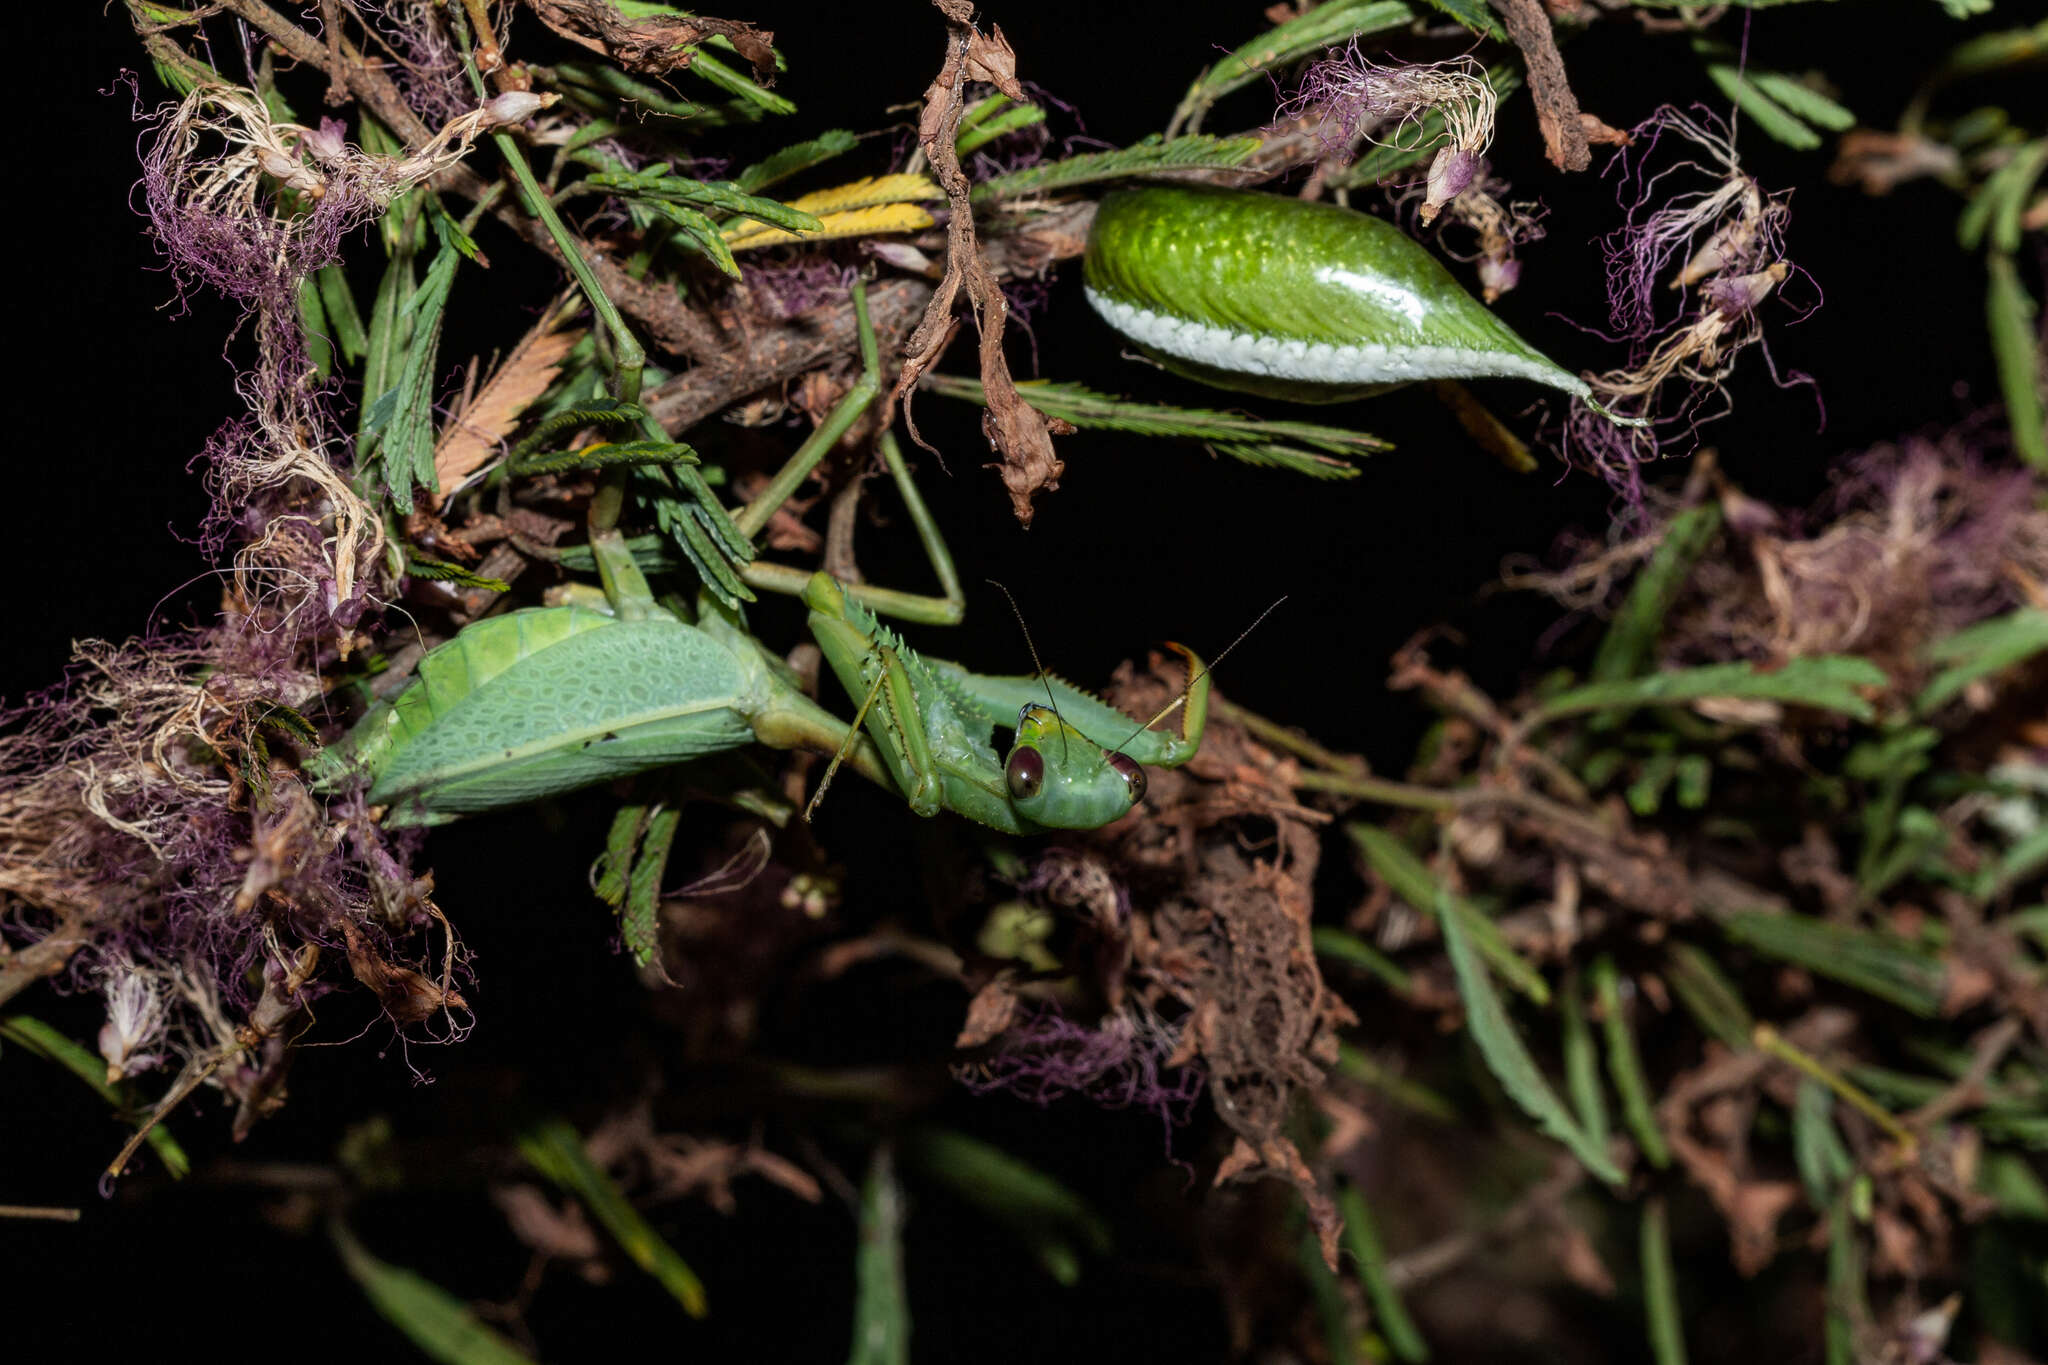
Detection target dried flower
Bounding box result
[1277,47,1496,222]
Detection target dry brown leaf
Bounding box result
[955,980,1021,1048]
[526,0,776,76]
[895,0,1065,526]
[432,324,585,501]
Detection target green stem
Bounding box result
[492,131,647,407]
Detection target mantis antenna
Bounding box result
[986,578,1072,759]
[1114,596,1289,754]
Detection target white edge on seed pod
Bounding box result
[1084,286,1587,396]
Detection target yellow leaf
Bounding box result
[726,202,936,252]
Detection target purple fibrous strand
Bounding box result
[960,1002,1207,1148]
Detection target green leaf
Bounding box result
[1977,1148,2048,1219]
[898,1128,1112,1285]
[1985,253,2048,472]
[1589,503,1725,687]
[1336,1183,1431,1362]
[331,1221,539,1365]
[1918,607,2048,712]
[642,199,741,277]
[1559,969,1610,1151]
[586,165,823,234]
[511,438,703,477]
[508,398,648,463]
[516,1114,708,1318]
[1439,873,1622,1184]
[848,1148,910,1365]
[923,375,1388,477]
[1313,925,1414,992]
[1959,138,2045,252]
[1705,62,1821,150]
[0,1015,189,1178]
[971,134,1263,205]
[1348,824,1549,1004]
[1824,1196,1863,1365]
[681,46,795,116]
[1640,1198,1689,1365]
[363,215,460,514]
[1415,0,1506,38]
[298,271,335,380]
[1170,0,1417,133]
[957,101,1047,157]
[736,129,860,194]
[402,554,509,593]
[1592,956,1670,1168]
[315,261,369,365]
[1792,1078,1854,1207]
[1664,943,1752,1050]
[1532,656,1889,727]
[1747,72,1855,131]
[1334,1043,1461,1122]
[1722,911,1946,1016]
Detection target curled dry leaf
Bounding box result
[526,0,777,77]
[432,324,585,502]
[895,0,1065,526]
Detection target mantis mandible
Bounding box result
[314,279,1210,837]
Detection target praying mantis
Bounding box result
[314,279,1210,838]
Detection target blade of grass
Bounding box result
[0,1015,189,1178]
[515,1114,707,1318]
[1641,1197,1689,1365]
[848,1146,910,1365]
[1348,824,1549,1004]
[1592,956,1670,1168]
[1337,1183,1431,1362]
[331,1220,539,1365]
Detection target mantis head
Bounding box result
[1001,703,1150,829]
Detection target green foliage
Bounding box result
[899,1128,1112,1286]
[515,1114,708,1318]
[848,1148,911,1365]
[1438,866,1624,1185]
[1348,824,1550,1004]
[1721,912,1947,1016]
[1336,1183,1431,1362]
[1168,0,1417,134]
[1696,43,1855,150]
[922,374,1389,478]
[1530,656,1890,727]
[361,212,468,515]
[1639,1198,1689,1365]
[736,128,859,193]
[331,1221,539,1365]
[0,1015,189,1178]
[970,133,1263,204]
[1593,956,1670,1168]
[510,438,703,478]
[1984,254,2047,471]
[1589,504,1725,688]
[401,553,509,593]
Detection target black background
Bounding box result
[4,3,2014,1361]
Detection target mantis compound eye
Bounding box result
[1106,751,1146,806]
[1005,746,1045,800]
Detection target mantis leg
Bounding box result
[734,277,965,628]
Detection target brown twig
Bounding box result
[1488,0,1591,171]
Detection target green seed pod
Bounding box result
[1083,183,1593,405]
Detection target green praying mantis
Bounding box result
[314,279,1210,840]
